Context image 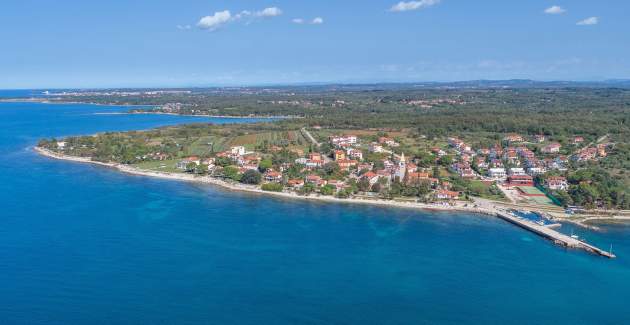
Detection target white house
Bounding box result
[546,176,568,191]
[230,146,246,156]
[487,168,507,179]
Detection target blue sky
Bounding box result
[1,0,629,88]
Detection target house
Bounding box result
[308,152,323,161]
[475,156,489,169]
[56,141,66,149]
[264,170,283,182]
[334,150,346,161]
[503,148,519,165]
[506,175,534,187]
[200,157,214,165]
[503,134,524,144]
[487,168,507,179]
[305,159,324,169]
[330,135,357,146]
[287,179,305,188]
[572,136,585,145]
[508,168,526,176]
[368,143,385,153]
[542,143,561,154]
[436,190,459,200]
[451,162,475,178]
[490,159,504,168]
[526,166,544,176]
[176,156,201,170]
[546,176,568,191]
[362,171,380,186]
[346,148,363,160]
[379,137,399,147]
[337,159,358,170]
[572,147,598,162]
[533,134,546,143]
[305,175,324,186]
[326,179,345,191]
[230,146,246,156]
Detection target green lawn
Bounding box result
[133,159,181,173]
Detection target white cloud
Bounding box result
[197,10,232,31]
[389,0,441,12]
[177,24,191,30]
[577,16,598,25]
[311,17,324,25]
[292,18,305,24]
[544,6,566,15]
[196,7,283,31]
[255,7,283,17]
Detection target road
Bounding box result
[301,128,320,147]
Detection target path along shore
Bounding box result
[33,147,493,216]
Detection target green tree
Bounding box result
[320,184,336,195]
[241,169,262,184]
[258,158,273,173]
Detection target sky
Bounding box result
[1,0,629,88]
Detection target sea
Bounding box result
[1,91,630,324]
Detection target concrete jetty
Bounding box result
[496,210,616,258]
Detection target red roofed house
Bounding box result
[546,176,568,191]
[542,143,561,154]
[506,175,534,187]
[436,190,459,200]
[336,159,358,170]
[287,179,305,188]
[264,170,283,182]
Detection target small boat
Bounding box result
[570,229,579,240]
[537,220,545,226]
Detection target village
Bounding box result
[160,128,612,209]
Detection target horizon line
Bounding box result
[2,78,630,91]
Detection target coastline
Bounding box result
[0,98,153,107]
[33,146,495,216]
[0,99,290,119]
[125,111,296,119]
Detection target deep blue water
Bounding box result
[1,99,630,325]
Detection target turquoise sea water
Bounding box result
[1,97,630,324]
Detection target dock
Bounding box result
[496,210,616,258]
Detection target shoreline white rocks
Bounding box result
[33,146,495,216]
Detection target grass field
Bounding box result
[134,159,181,173]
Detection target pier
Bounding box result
[495,210,616,258]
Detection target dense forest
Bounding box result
[47,86,630,140]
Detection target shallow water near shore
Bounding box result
[1,99,630,324]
